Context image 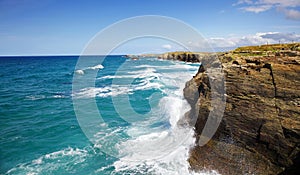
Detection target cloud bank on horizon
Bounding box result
[160,32,300,53]
[207,32,300,50]
[235,0,300,20]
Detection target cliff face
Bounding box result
[157,52,211,62]
[182,44,300,174]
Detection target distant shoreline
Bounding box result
[1,42,299,60]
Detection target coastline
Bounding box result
[153,43,300,174]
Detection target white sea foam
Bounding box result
[75,69,84,75]
[112,96,195,174]
[74,64,104,75]
[6,147,90,175]
[52,94,66,99]
[73,79,163,98]
[97,75,134,80]
[87,64,104,70]
[25,94,67,101]
[134,64,159,68]
[74,66,163,98]
[110,62,219,175]
[128,67,157,76]
[168,64,197,70]
[25,95,46,101]
[73,86,133,98]
[6,59,217,175]
[73,60,218,174]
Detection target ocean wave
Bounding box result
[75,69,84,75]
[6,147,90,175]
[74,63,194,100]
[107,64,222,175]
[110,68,196,175]
[25,94,68,101]
[73,79,164,99]
[97,75,135,80]
[134,64,158,68]
[98,70,160,82]
[73,60,215,174]
[74,67,164,98]
[52,94,66,99]
[25,95,46,101]
[87,64,104,70]
[133,81,162,91]
[113,126,199,175]
[128,67,157,75]
[74,64,104,75]
[72,86,132,98]
[168,64,197,70]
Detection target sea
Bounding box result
[0,55,217,175]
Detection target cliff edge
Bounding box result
[181,43,300,174]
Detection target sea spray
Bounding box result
[2,56,219,174]
[110,60,203,175]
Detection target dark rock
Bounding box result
[184,48,300,174]
[232,60,239,65]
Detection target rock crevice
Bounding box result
[181,44,300,175]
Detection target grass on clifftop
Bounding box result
[150,42,299,59]
[234,43,300,52]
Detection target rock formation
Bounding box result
[180,43,300,174]
[157,51,211,63]
[184,44,300,174]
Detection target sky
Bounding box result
[0,0,300,55]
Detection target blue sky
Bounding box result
[0,0,299,55]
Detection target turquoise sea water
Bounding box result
[0,56,203,174]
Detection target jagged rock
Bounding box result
[183,45,300,175]
[157,52,217,63]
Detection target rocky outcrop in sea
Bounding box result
[161,43,300,174]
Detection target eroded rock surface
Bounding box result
[182,44,300,174]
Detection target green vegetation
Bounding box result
[234,43,300,52]
[151,42,299,64]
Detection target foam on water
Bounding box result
[75,69,85,75]
[25,94,68,101]
[87,64,104,70]
[2,56,220,175]
[73,80,163,98]
[97,75,135,80]
[108,61,218,175]
[74,66,163,98]
[73,59,219,174]
[73,86,133,98]
[75,64,104,75]
[6,147,91,175]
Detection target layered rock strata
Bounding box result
[180,43,300,174]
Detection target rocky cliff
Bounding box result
[157,51,210,62]
[180,43,300,174]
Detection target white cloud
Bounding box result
[278,7,300,20]
[162,44,172,50]
[175,32,300,52]
[258,0,300,7]
[259,32,300,42]
[241,5,272,13]
[233,0,254,6]
[207,32,300,49]
[235,0,300,20]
